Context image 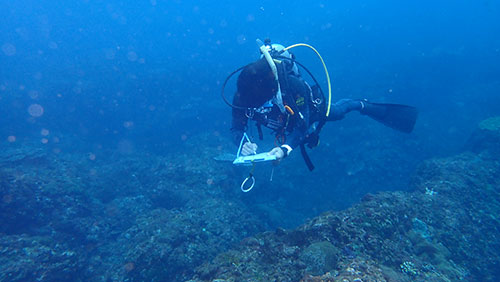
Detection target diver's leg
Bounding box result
[327,99,365,121]
[327,99,418,133]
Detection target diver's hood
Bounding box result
[261,43,300,77]
[221,38,332,118]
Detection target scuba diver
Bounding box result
[222,39,418,171]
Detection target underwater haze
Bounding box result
[1,1,500,281]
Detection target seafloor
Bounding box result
[1,121,499,281]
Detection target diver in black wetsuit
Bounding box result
[224,40,418,170]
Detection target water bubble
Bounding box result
[1,43,16,56]
[28,90,39,99]
[117,140,134,154]
[237,34,246,45]
[2,194,13,204]
[124,262,135,273]
[28,104,44,117]
[41,138,48,144]
[48,42,58,49]
[127,51,138,61]
[123,121,134,129]
[7,136,16,142]
[104,48,116,60]
[41,128,49,136]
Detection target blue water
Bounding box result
[1,0,499,280]
[2,0,498,146]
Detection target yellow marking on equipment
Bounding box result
[283,43,332,117]
[284,105,295,115]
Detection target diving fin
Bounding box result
[361,102,418,133]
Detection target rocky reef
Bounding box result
[0,125,499,281]
[0,135,266,281]
[189,127,500,281]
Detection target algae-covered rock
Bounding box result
[299,241,339,275]
[464,117,500,156]
[192,151,500,282]
[478,116,500,131]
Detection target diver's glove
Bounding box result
[241,142,258,156]
[268,144,292,165]
[269,147,285,165]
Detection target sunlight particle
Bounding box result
[2,194,13,204]
[28,90,39,99]
[237,34,246,45]
[48,42,58,49]
[123,121,134,129]
[124,262,135,273]
[104,48,116,60]
[1,43,16,56]
[127,51,138,62]
[28,104,44,117]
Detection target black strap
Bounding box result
[300,143,315,171]
[256,123,263,140]
[299,118,327,171]
[307,119,326,149]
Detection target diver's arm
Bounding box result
[267,129,303,162]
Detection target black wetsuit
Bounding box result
[231,70,364,150]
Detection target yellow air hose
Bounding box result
[283,43,332,117]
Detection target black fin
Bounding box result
[361,102,418,133]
